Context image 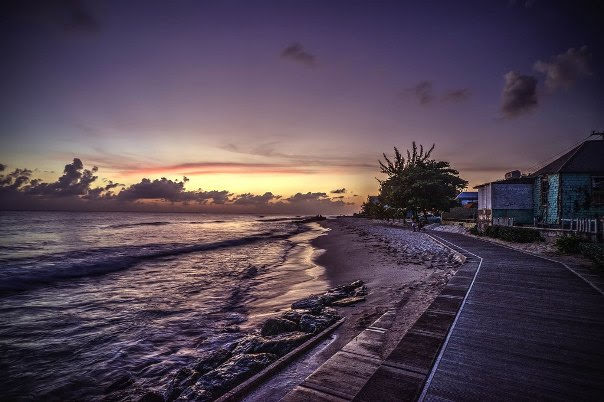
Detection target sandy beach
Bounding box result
[246,217,462,400]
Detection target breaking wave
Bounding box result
[105,221,171,229]
[0,230,299,293]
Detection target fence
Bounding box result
[493,217,514,227]
[560,218,599,234]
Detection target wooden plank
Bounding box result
[421,232,604,401]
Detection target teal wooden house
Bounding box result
[531,138,604,225]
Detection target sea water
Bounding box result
[0,211,328,400]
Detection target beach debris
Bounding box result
[260,317,298,336]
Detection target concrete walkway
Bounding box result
[282,232,604,401]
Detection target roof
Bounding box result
[474,177,533,189]
[456,192,478,199]
[530,139,604,177]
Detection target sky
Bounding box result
[1,0,603,213]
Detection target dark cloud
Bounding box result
[508,0,537,8]
[232,192,281,205]
[533,46,591,91]
[331,195,344,199]
[286,192,329,203]
[0,159,356,214]
[442,88,472,103]
[62,0,100,32]
[5,0,100,33]
[409,81,434,105]
[0,164,5,172]
[405,82,472,105]
[406,81,434,105]
[84,180,122,200]
[500,71,538,117]
[281,43,316,67]
[278,192,352,214]
[27,158,99,197]
[116,177,231,204]
[0,168,33,189]
[330,188,346,194]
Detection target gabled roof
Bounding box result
[530,139,604,177]
[474,177,533,189]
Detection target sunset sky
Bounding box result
[1,0,602,213]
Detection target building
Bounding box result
[455,191,478,206]
[475,176,534,225]
[530,138,604,225]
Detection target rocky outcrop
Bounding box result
[299,314,338,333]
[233,332,312,356]
[291,280,367,310]
[177,353,276,401]
[163,280,366,401]
[331,296,366,306]
[260,317,298,336]
[291,295,324,310]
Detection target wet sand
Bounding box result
[245,217,461,401]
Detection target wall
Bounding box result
[560,173,604,219]
[546,174,560,224]
[492,183,533,209]
[492,209,534,224]
[477,185,491,209]
[533,177,542,219]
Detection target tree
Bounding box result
[359,196,385,218]
[377,142,467,221]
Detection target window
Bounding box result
[592,176,604,205]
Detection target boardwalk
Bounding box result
[420,232,604,401]
[283,231,604,401]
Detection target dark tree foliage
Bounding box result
[361,142,467,220]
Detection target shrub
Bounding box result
[580,243,604,269]
[484,225,542,243]
[555,235,584,254]
[469,225,481,236]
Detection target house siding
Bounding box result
[477,183,533,225]
[492,209,534,224]
[533,177,542,218]
[560,173,604,219]
[546,174,560,224]
[492,183,533,209]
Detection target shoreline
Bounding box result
[245,217,462,401]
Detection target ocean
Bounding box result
[0,211,329,400]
